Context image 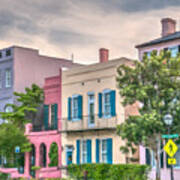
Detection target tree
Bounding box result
[116,50,180,180]
[0,84,44,167]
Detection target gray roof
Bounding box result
[135,31,180,48]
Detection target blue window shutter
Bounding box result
[110,90,116,116]
[107,138,113,164]
[96,139,100,163]
[78,95,83,119]
[54,104,58,129]
[43,105,49,130]
[145,148,151,165]
[68,97,72,121]
[98,93,102,118]
[87,140,92,163]
[76,140,80,164]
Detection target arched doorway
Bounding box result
[40,143,46,167]
[48,142,58,167]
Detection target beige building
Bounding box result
[60,49,138,171]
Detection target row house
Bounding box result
[136,18,180,180]
[60,49,138,178]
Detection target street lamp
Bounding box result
[163,113,174,180]
[163,114,173,127]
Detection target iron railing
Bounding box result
[32,125,58,132]
[61,114,117,132]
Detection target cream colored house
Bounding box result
[61,49,137,172]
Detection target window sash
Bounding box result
[5,69,11,88]
[81,140,87,163]
[100,139,107,163]
[72,97,78,119]
[104,93,111,116]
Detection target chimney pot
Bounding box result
[161,18,176,37]
[99,48,109,63]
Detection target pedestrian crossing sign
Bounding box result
[164,139,178,158]
[168,158,176,165]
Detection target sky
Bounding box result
[1,0,180,64]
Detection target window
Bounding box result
[104,92,111,117]
[77,139,91,164]
[100,139,107,163]
[72,97,78,119]
[169,46,178,57]
[96,138,112,164]
[6,49,11,57]
[81,140,87,164]
[88,93,95,126]
[5,69,12,88]
[0,70,2,88]
[0,52,2,58]
[68,95,82,121]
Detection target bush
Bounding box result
[67,163,150,180]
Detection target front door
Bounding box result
[66,146,73,165]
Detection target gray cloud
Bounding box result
[48,29,96,46]
[74,0,180,13]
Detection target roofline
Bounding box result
[135,33,180,49]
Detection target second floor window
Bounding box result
[5,69,11,88]
[72,97,78,119]
[169,46,178,57]
[68,95,83,121]
[104,92,111,116]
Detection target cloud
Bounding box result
[0,0,180,63]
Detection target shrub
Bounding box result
[67,163,150,180]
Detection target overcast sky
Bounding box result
[1,0,180,64]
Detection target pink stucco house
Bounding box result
[136,17,180,180]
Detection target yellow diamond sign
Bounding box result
[164,139,178,157]
[168,158,176,165]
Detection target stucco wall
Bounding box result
[61,58,134,166]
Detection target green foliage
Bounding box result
[116,50,180,179]
[0,84,43,166]
[0,84,44,128]
[0,172,9,180]
[68,164,150,180]
[48,143,58,167]
[31,166,41,171]
[116,50,180,151]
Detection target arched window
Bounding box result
[40,143,46,167]
[48,142,58,167]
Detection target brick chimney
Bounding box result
[161,18,176,37]
[99,48,109,63]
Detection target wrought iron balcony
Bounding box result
[32,125,58,132]
[61,114,117,133]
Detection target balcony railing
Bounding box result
[32,125,58,132]
[61,114,117,132]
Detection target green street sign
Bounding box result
[162,134,179,139]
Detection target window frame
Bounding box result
[81,140,87,164]
[99,139,108,163]
[169,46,178,58]
[87,91,95,127]
[103,89,111,118]
[5,68,12,88]
[72,94,80,121]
